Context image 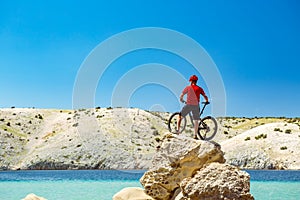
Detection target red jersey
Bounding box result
[182,85,206,105]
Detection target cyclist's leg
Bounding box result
[178,105,190,134]
[191,105,200,139]
[177,115,182,134]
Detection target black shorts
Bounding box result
[180,104,200,120]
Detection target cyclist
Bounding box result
[177,75,209,139]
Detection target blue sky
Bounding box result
[1,0,299,117]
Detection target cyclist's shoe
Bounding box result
[194,135,199,140]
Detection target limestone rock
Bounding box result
[22,193,47,200]
[112,187,154,200]
[0,108,166,170]
[221,122,300,170]
[140,133,225,200]
[177,162,254,200]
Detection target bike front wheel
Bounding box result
[197,116,218,140]
[168,112,187,134]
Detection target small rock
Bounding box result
[113,187,154,200]
[22,193,47,200]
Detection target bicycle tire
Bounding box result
[197,116,218,140]
[168,112,187,133]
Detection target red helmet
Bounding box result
[189,75,198,81]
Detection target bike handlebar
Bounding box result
[181,100,210,105]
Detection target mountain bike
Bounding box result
[168,102,218,140]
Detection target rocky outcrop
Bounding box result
[112,187,154,200]
[22,193,47,200]
[133,133,253,200]
[140,133,225,200]
[177,162,253,200]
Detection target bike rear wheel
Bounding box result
[197,116,218,140]
[168,112,187,133]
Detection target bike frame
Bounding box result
[187,103,208,127]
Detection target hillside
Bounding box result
[0,108,299,170]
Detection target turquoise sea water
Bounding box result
[0,170,300,200]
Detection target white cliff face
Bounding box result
[0,108,167,170]
[221,122,300,169]
[0,108,300,170]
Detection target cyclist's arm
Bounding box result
[201,89,209,103]
[179,93,184,103]
[180,86,188,102]
[203,94,209,103]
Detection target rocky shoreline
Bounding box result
[22,134,255,200]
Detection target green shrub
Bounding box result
[255,133,267,140]
[72,123,79,127]
[35,114,43,119]
[244,137,251,141]
[285,129,292,134]
[153,130,159,136]
[280,146,287,150]
[76,155,82,162]
[274,128,282,132]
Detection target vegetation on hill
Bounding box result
[0,107,299,170]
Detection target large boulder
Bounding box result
[140,133,225,200]
[114,133,254,200]
[177,162,254,200]
[112,187,154,200]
